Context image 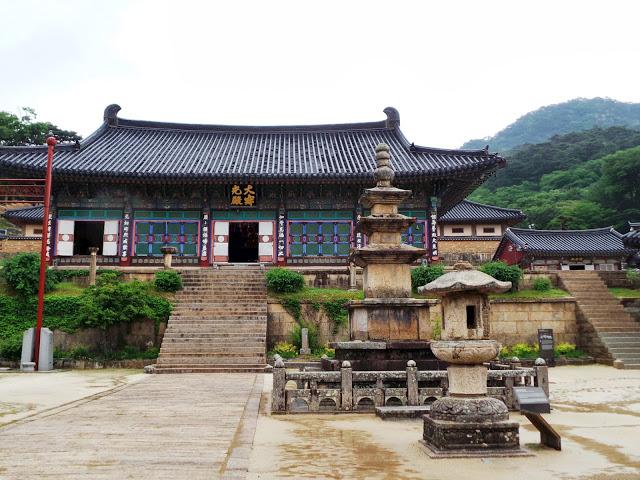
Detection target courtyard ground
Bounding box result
[0,365,638,479]
[249,365,640,480]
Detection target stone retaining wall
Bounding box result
[0,237,40,256]
[489,298,577,346]
[53,319,166,352]
[267,297,578,349]
[621,299,640,322]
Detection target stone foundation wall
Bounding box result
[267,297,578,349]
[489,298,577,346]
[0,237,41,257]
[267,300,350,349]
[621,299,640,322]
[53,319,166,352]
[520,271,560,289]
[597,271,633,288]
[437,239,500,265]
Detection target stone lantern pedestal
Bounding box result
[418,262,527,457]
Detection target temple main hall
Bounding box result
[0,105,505,267]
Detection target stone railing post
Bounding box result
[161,246,177,270]
[341,361,353,411]
[406,360,418,406]
[88,246,99,286]
[504,376,515,410]
[272,358,286,412]
[534,358,549,398]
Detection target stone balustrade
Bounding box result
[272,359,548,414]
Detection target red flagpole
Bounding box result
[34,136,56,370]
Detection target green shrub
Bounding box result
[533,276,552,291]
[627,269,640,288]
[1,252,57,296]
[154,270,183,292]
[315,346,335,358]
[265,268,304,293]
[411,264,445,290]
[271,342,298,359]
[555,342,576,356]
[480,261,523,290]
[67,345,93,360]
[96,271,121,287]
[322,299,349,333]
[500,343,539,359]
[78,281,172,329]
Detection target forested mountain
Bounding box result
[462,98,640,152]
[485,127,640,190]
[470,138,640,232]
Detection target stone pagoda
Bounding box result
[418,262,526,457]
[333,143,437,370]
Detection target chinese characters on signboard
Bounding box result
[231,184,256,207]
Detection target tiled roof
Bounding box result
[2,205,44,223]
[500,227,633,257]
[439,200,525,224]
[623,229,640,248]
[0,105,505,185]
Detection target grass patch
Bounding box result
[490,288,570,299]
[47,281,85,296]
[609,288,640,298]
[271,286,363,303]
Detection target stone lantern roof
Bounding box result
[418,261,511,295]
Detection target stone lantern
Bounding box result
[417,262,526,457]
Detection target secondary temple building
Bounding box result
[494,227,635,271]
[0,105,506,267]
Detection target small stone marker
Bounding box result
[537,328,555,367]
[21,328,35,370]
[299,328,311,355]
[38,328,54,371]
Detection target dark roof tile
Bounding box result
[0,106,505,184]
[500,227,633,257]
[439,200,525,224]
[2,205,44,222]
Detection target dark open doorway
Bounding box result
[229,222,259,263]
[73,221,104,255]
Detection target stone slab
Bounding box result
[0,373,263,479]
[375,405,431,419]
[419,440,533,458]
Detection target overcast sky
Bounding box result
[1,0,639,149]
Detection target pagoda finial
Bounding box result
[374,143,394,187]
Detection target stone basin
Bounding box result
[430,340,500,365]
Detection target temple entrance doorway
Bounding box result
[228,222,259,263]
[73,221,104,255]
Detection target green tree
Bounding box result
[0,107,81,146]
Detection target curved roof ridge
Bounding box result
[458,199,524,213]
[508,226,618,235]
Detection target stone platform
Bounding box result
[375,405,431,419]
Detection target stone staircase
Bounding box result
[154,267,268,373]
[558,271,640,369]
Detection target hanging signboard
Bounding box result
[230,184,257,207]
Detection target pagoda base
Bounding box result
[329,340,445,371]
[348,298,434,342]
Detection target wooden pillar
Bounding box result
[44,198,56,265]
[119,205,132,266]
[199,207,210,266]
[277,201,286,266]
[429,196,439,262]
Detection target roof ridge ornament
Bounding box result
[104,104,121,126]
[374,143,394,187]
[383,107,400,128]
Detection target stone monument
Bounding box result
[332,143,438,370]
[418,262,526,457]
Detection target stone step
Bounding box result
[153,365,268,374]
[159,350,265,356]
[157,357,265,365]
